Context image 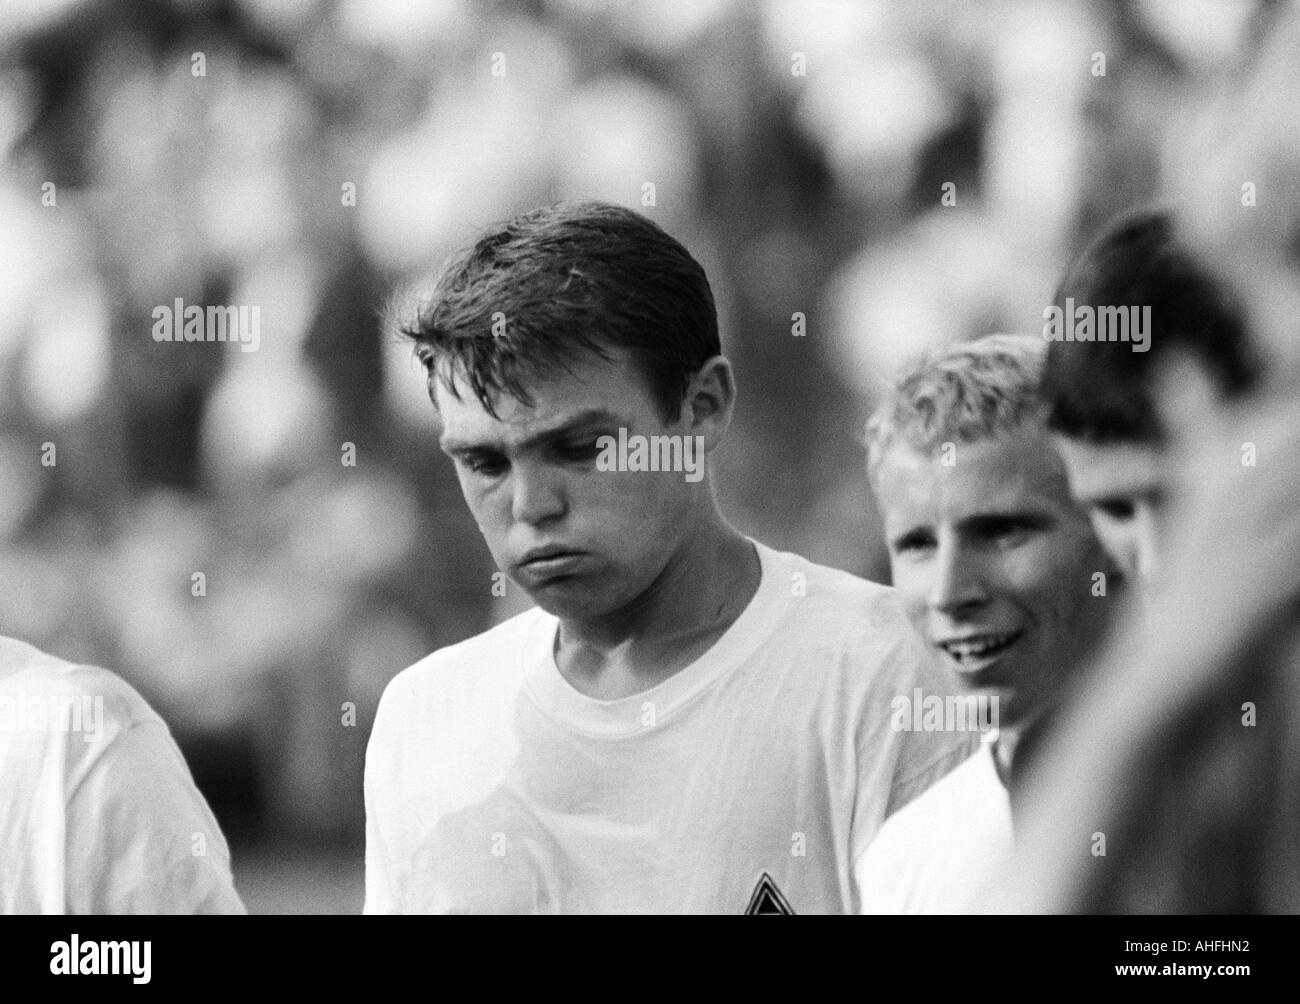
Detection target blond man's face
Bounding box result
[873,426,1119,731]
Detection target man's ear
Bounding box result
[680,355,736,453]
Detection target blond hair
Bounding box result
[866,333,1048,480]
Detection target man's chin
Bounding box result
[521,578,614,621]
[959,684,1017,737]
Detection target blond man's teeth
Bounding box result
[940,632,1019,660]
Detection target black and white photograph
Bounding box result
[0,0,1293,981]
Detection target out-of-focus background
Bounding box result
[0,0,1272,911]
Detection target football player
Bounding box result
[856,334,1118,912]
[364,201,974,914]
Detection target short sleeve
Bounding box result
[63,719,245,914]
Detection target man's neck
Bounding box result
[554,518,761,700]
[992,728,1020,789]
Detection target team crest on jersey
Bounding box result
[744,872,794,915]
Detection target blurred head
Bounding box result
[1042,208,1259,584]
[867,334,1117,733]
[401,201,733,621]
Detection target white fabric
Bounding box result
[365,540,975,914]
[0,636,245,914]
[857,741,1013,913]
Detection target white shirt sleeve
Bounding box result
[62,717,246,914]
[363,679,402,915]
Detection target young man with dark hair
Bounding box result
[1,636,244,913]
[364,201,973,914]
[856,334,1117,912]
[1039,206,1259,584]
[1005,23,1300,907]
[1003,209,1300,908]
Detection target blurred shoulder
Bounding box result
[0,635,159,731]
[755,542,956,704]
[757,542,918,647]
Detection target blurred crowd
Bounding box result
[0,0,1271,906]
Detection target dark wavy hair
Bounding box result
[401,201,721,422]
[1042,207,1259,443]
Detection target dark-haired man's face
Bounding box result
[875,427,1117,733]
[1052,437,1167,588]
[434,351,707,622]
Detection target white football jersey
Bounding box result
[0,636,245,914]
[857,741,1014,913]
[365,541,975,914]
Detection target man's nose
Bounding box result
[929,541,989,616]
[510,462,567,526]
[1090,512,1143,586]
[1132,503,1161,583]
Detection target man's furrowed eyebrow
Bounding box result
[440,408,623,454]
